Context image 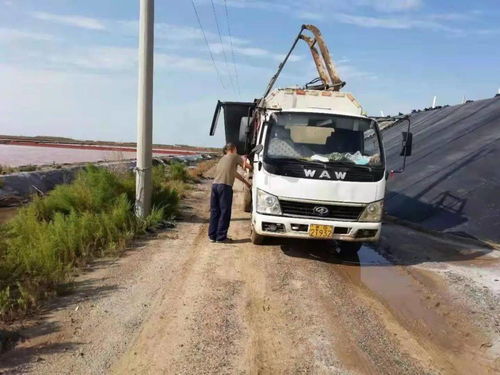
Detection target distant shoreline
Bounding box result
[0,139,203,155]
[0,135,219,153]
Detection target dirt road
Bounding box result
[1,178,499,374]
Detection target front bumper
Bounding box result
[252,212,381,242]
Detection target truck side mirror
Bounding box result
[249,144,263,156]
[400,131,413,156]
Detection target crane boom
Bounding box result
[302,24,345,90]
[260,24,345,102]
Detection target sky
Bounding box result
[0,0,499,147]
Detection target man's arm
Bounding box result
[235,171,251,189]
[240,156,253,171]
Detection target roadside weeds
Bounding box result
[0,163,190,321]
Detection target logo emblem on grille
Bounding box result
[313,206,329,216]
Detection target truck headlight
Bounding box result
[256,189,282,215]
[359,200,383,222]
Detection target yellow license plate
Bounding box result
[309,224,334,238]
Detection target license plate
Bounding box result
[309,224,334,238]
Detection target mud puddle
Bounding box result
[334,245,498,373]
[338,247,452,340]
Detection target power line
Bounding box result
[190,0,226,89]
[210,0,235,93]
[223,0,241,96]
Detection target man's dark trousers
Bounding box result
[209,183,233,241]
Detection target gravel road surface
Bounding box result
[1,177,499,374]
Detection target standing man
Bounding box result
[209,143,252,243]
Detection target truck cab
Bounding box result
[252,89,385,250]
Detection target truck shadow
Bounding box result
[278,239,369,268]
[278,235,494,268]
[385,190,470,234]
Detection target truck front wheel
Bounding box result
[337,241,362,254]
[251,227,265,245]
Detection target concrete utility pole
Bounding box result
[135,0,155,218]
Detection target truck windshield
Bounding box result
[265,112,383,167]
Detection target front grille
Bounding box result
[280,200,364,221]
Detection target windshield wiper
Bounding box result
[326,160,380,168]
[269,157,382,169]
[321,160,352,166]
[269,157,328,167]
[301,160,330,167]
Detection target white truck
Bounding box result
[210,25,412,252]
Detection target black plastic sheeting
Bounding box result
[382,96,500,242]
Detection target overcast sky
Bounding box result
[0,0,499,147]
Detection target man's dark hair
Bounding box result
[222,143,236,155]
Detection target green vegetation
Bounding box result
[17,165,37,172]
[0,165,15,176]
[187,159,218,180]
[168,161,192,183]
[0,164,38,175]
[0,163,188,319]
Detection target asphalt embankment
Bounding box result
[382,96,500,243]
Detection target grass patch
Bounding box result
[164,179,191,198]
[0,165,16,176]
[0,164,39,175]
[17,165,37,173]
[168,161,192,183]
[0,164,185,319]
[187,159,218,181]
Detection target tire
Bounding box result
[337,241,362,254]
[251,227,265,245]
[243,186,252,213]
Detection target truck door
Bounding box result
[210,101,256,154]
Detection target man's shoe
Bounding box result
[209,238,216,243]
[216,238,233,244]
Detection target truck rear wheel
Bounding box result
[337,241,362,254]
[251,227,265,245]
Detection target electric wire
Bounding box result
[210,0,235,93]
[190,0,226,89]
[223,0,241,96]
